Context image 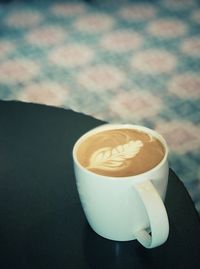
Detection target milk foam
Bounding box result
[87,140,144,171]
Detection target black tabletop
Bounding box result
[0,100,200,269]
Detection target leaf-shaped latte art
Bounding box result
[87,140,143,171]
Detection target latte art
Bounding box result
[87,140,143,171]
[76,128,165,177]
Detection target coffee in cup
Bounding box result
[73,124,169,248]
[76,128,165,177]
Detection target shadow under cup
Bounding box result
[73,124,169,249]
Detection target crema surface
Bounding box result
[76,129,165,177]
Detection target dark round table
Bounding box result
[0,100,200,269]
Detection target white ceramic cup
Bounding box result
[73,124,169,249]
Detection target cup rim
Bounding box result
[72,124,169,180]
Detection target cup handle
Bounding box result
[133,180,169,248]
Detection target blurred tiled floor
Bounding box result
[0,0,200,213]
